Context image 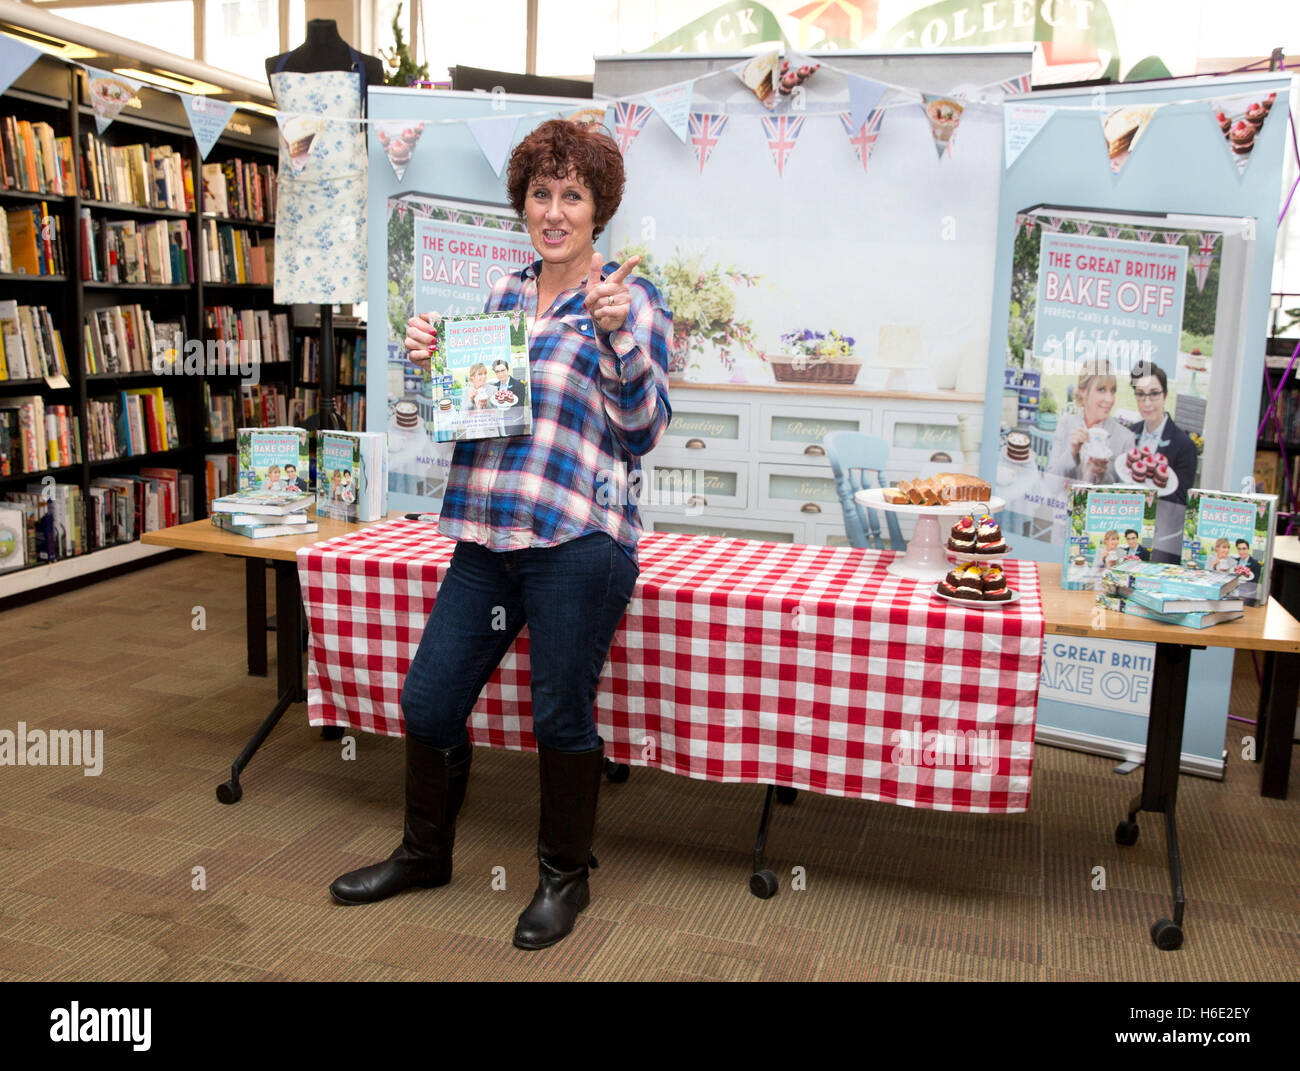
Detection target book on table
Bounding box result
[1118,584,1244,615]
[1179,488,1277,607]
[210,515,318,539]
[316,430,387,522]
[210,488,313,517]
[1061,484,1158,590]
[1095,589,1245,629]
[1109,559,1242,600]
[236,426,310,493]
[421,311,531,443]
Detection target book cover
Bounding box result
[211,514,318,539]
[211,488,313,516]
[1180,488,1277,606]
[422,311,531,443]
[1111,559,1242,600]
[1061,484,1158,590]
[236,426,310,492]
[1095,589,1243,629]
[0,504,25,573]
[315,430,387,522]
[1121,585,1244,615]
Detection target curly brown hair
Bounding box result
[505,119,625,239]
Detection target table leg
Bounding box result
[1260,651,1298,799]
[216,560,305,804]
[749,785,780,900]
[1114,642,1195,950]
[245,558,267,678]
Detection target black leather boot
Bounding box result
[329,737,472,905]
[512,739,604,950]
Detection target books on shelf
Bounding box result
[0,117,74,195]
[204,453,237,512]
[288,389,366,431]
[1180,488,1277,606]
[5,202,65,275]
[82,212,193,285]
[316,430,387,522]
[240,383,288,427]
[203,382,237,442]
[83,303,160,374]
[204,307,290,365]
[0,394,81,473]
[77,133,193,212]
[1061,484,1159,590]
[0,300,68,380]
[300,333,366,385]
[85,387,176,458]
[200,219,274,284]
[0,504,26,573]
[201,158,276,222]
[236,426,310,492]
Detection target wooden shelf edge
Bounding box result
[0,541,174,600]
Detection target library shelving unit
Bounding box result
[1,52,286,602]
[292,316,368,432]
[1258,334,1300,535]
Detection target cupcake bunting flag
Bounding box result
[84,65,145,135]
[374,119,429,181]
[922,94,964,160]
[733,51,780,111]
[840,109,884,172]
[1207,91,1276,175]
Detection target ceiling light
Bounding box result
[1,27,100,60]
[227,100,278,117]
[115,67,226,96]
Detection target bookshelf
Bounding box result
[1256,335,1300,534]
[0,52,290,602]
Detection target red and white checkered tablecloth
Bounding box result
[298,521,1045,813]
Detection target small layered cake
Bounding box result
[1005,430,1031,462]
[1151,456,1170,488]
[982,565,1011,601]
[1229,119,1255,154]
[1245,101,1267,131]
[1130,457,1148,482]
[974,514,1006,553]
[950,564,985,600]
[947,515,978,553]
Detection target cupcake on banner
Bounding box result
[1208,91,1277,174]
[374,120,427,181]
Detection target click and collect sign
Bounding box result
[1033,231,1187,373]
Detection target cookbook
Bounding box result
[421,311,530,443]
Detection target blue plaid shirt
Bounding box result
[437,259,673,562]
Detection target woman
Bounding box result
[1046,363,1136,485]
[461,363,491,411]
[328,120,673,952]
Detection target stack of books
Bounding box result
[1097,561,1245,629]
[210,488,316,539]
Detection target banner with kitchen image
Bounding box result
[385,193,537,500]
[996,214,1223,565]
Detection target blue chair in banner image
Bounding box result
[823,431,905,551]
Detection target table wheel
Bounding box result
[776,787,798,805]
[1114,820,1139,846]
[603,760,629,784]
[749,870,779,899]
[216,779,242,805]
[1151,918,1183,951]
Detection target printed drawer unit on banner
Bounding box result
[644,458,749,511]
[658,400,750,458]
[649,516,805,544]
[880,409,970,474]
[758,462,843,519]
[757,403,870,460]
[811,522,851,547]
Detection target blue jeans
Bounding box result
[400,533,639,752]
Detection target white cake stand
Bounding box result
[855,488,1007,580]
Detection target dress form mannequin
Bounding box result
[266,20,384,433]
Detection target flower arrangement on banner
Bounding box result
[616,244,760,374]
[765,328,862,384]
[777,328,857,361]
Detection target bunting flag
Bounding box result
[464,114,517,177]
[761,114,805,176]
[646,80,692,142]
[611,100,652,155]
[83,66,145,135]
[999,73,1032,97]
[1134,229,1156,244]
[921,94,964,160]
[733,51,779,110]
[1047,216,1065,233]
[1077,222,1096,236]
[1003,103,1056,169]
[1023,214,1037,239]
[180,94,237,160]
[1199,232,1220,254]
[1100,103,1160,175]
[1161,231,1184,244]
[1208,90,1279,175]
[1191,251,1214,292]
[0,35,43,98]
[275,113,327,175]
[688,112,729,173]
[846,74,887,131]
[374,119,429,181]
[1105,225,1125,239]
[840,110,884,172]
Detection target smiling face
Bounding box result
[494,363,510,383]
[1133,374,1166,427]
[469,369,487,390]
[1082,378,1117,425]
[524,171,596,277]
[1104,533,1119,550]
[1126,532,1140,548]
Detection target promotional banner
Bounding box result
[1039,635,1154,717]
[1003,103,1056,169]
[83,66,144,135]
[997,215,1222,571]
[0,35,42,98]
[180,94,237,160]
[645,81,692,142]
[385,194,537,501]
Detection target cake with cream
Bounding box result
[938,562,1012,602]
[947,513,1007,554]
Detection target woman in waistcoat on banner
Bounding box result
[329,120,673,951]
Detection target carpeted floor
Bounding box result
[0,552,1296,981]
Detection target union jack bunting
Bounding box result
[1022,214,1037,239]
[1199,232,1220,254]
[1105,225,1125,239]
[761,114,805,177]
[1047,216,1065,232]
[1135,229,1156,244]
[688,112,729,174]
[1076,222,1095,236]
[839,109,884,172]
[1191,251,1214,292]
[999,73,1032,96]
[612,100,652,155]
[1161,231,1184,244]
